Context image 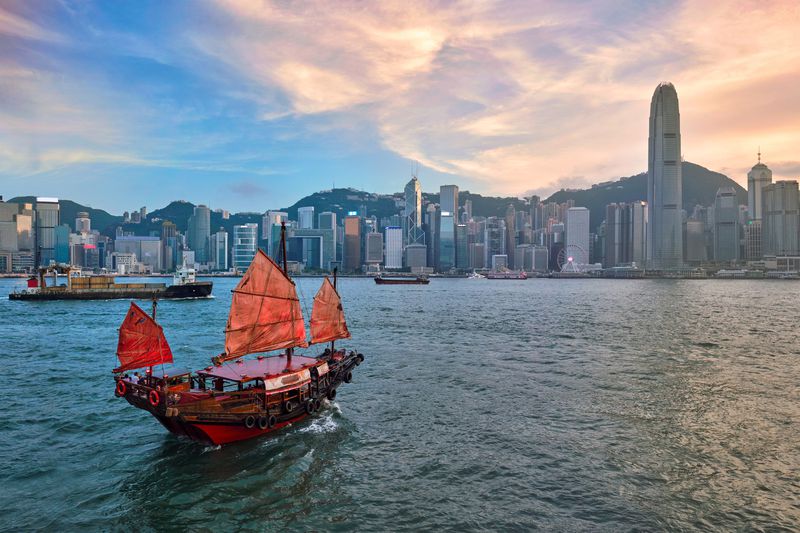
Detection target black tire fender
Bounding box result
[244,415,256,429]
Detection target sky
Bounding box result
[1,0,799,214]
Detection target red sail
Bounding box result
[223,249,308,361]
[115,302,173,372]
[310,277,350,344]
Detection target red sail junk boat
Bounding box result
[112,225,363,445]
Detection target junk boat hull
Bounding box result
[11,281,212,300]
[115,351,362,445]
[374,276,429,285]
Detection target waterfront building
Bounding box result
[54,224,70,264]
[384,226,403,269]
[405,243,427,269]
[366,232,383,267]
[187,204,211,264]
[110,252,137,274]
[210,229,228,271]
[713,187,740,262]
[505,205,516,269]
[491,254,508,271]
[291,228,335,270]
[484,217,506,266]
[744,220,762,261]
[343,215,361,272]
[232,223,258,270]
[438,211,455,271]
[533,245,549,272]
[114,236,162,271]
[747,154,772,221]
[455,224,469,269]
[565,207,590,266]
[685,219,707,263]
[298,206,315,229]
[318,211,337,263]
[287,235,323,270]
[647,82,683,268]
[469,242,486,269]
[514,244,533,271]
[35,197,59,266]
[161,221,177,271]
[762,181,800,257]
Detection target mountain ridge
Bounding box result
[7,161,745,237]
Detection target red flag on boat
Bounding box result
[223,249,308,361]
[114,302,173,372]
[310,277,350,345]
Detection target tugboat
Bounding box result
[112,223,362,445]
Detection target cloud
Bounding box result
[228,180,268,197]
[2,0,800,207]
[194,0,800,196]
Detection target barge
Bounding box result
[10,264,212,301]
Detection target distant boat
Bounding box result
[10,263,212,300]
[112,223,363,446]
[374,275,430,285]
[467,271,485,279]
[485,271,527,280]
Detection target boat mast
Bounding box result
[330,266,338,353]
[281,221,293,363]
[150,296,158,377]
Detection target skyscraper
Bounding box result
[297,206,315,229]
[384,226,403,269]
[505,204,516,269]
[762,181,800,257]
[343,215,361,272]
[747,153,772,221]
[75,212,91,233]
[232,223,258,270]
[713,187,740,262]
[404,177,424,247]
[210,228,228,271]
[35,197,59,266]
[440,185,459,215]
[187,204,211,264]
[565,207,590,265]
[647,82,683,268]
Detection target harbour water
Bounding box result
[1,277,798,531]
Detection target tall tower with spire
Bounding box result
[647,82,683,269]
[747,149,772,221]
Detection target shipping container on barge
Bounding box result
[9,264,212,300]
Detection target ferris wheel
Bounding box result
[557,245,587,272]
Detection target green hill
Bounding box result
[545,161,746,230]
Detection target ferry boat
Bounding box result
[10,263,212,300]
[374,275,430,285]
[112,224,362,446]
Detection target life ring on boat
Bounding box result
[268,415,277,427]
[344,371,353,383]
[327,388,337,401]
[244,415,256,429]
[148,390,160,407]
[116,380,127,396]
[284,400,295,413]
[313,398,322,411]
[257,416,269,430]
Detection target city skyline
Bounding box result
[2,1,800,213]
